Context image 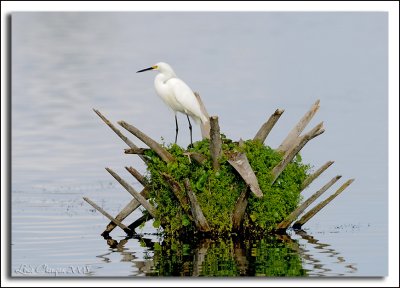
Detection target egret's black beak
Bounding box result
[136,67,154,73]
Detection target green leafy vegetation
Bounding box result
[144,135,310,235]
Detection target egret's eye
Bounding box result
[152,65,158,70]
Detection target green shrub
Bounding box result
[144,135,310,235]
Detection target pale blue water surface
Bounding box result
[11,12,388,277]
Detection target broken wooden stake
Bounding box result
[301,161,334,192]
[83,197,133,235]
[125,166,147,186]
[209,116,222,171]
[277,100,320,153]
[93,109,147,163]
[253,109,284,143]
[228,152,263,198]
[293,179,355,229]
[275,175,342,230]
[231,188,250,231]
[118,120,175,163]
[184,179,210,232]
[106,167,157,218]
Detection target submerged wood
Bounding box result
[83,197,132,235]
[277,100,320,153]
[293,179,355,229]
[184,179,210,232]
[93,109,147,163]
[271,122,324,184]
[118,120,174,163]
[233,241,249,275]
[106,167,157,218]
[103,187,149,235]
[192,239,211,277]
[209,116,222,171]
[161,173,192,219]
[125,166,147,186]
[301,161,334,192]
[228,152,263,198]
[253,109,284,143]
[124,147,150,155]
[231,188,250,231]
[128,213,152,231]
[194,92,211,139]
[275,175,342,230]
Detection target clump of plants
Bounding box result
[143,134,310,236]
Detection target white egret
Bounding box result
[137,62,209,146]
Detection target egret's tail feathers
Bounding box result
[194,92,210,139]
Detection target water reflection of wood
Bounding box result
[294,229,358,276]
[192,239,211,276]
[99,230,355,276]
[85,99,354,236]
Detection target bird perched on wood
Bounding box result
[137,62,209,146]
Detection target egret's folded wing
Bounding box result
[169,78,203,119]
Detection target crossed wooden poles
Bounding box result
[83,98,354,236]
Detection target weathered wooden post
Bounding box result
[209,116,222,171]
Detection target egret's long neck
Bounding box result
[155,73,173,84]
[156,71,176,84]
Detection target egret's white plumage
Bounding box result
[137,62,208,145]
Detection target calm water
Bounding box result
[11,12,388,277]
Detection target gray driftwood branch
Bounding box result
[253,109,284,143]
[83,197,133,235]
[118,121,174,163]
[301,161,334,192]
[125,166,147,186]
[275,175,342,230]
[106,167,157,218]
[277,100,320,153]
[271,122,324,184]
[293,179,355,229]
[93,109,147,163]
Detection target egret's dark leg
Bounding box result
[175,115,179,144]
[187,115,193,147]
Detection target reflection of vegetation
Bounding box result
[247,238,306,276]
[147,235,307,277]
[101,231,356,277]
[145,137,310,235]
